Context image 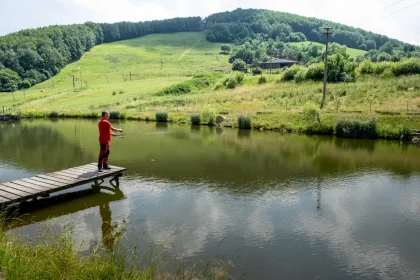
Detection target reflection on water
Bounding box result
[1,120,420,279]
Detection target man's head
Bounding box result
[102,111,110,120]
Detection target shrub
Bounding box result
[191,113,201,125]
[281,65,303,81]
[201,111,215,126]
[373,62,392,75]
[237,115,252,129]
[391,58,420,76]
[109,111,121,119]
[155,111,168,122]
[226,77,238,89]
[0,69,21,92]
[258,76,267,84]
[234,72,245,84]
[119,90,125,94]
[232,59,246,71]
[221,44,232,54]
[112,91,117,96]
[49,111,59,118]
[335,118,377,139]
[303,102,321,124]
[252,67,263,75]
[358,60,374,75]
[306,63,324,81]
[294,69,307,83]
[19,79,32,89]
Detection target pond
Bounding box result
[1,119,420,279]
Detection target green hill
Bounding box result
[0,32,229,111]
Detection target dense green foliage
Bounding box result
[155,111,168,122]
[0,69,21,91]
[335,118,377,139]
[191,113,201,125]
[0,18,201,91]
[238,115,252,129]
[205,9,418,53]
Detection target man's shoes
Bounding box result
[103,163,112,170]
[98,164,103,172]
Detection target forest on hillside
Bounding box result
[0,8,419,92]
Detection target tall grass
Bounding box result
[0,223,229,280]
[238,115,252,130]
[335,118,377,139]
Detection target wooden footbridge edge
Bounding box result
[0,163,126,208]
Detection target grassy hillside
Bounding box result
[289,41,366,59]
[0,32,229,111]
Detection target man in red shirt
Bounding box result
[98,111,124,172]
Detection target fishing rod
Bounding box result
[116,131,176,138]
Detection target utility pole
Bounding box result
[321,26,333,110]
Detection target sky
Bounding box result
[0,0,419,45]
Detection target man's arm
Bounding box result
[110,126,124,134]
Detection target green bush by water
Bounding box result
[155,111,168,122]
[335,118,377,139]
[48,111,59,118]
[110,111,121,119]
[238,115,252,130]
[191,113,201,125]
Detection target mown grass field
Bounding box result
[0,32,230,112]
[0,32,419,139]
[288,41,366,59]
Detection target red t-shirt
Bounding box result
[98,119,112,144]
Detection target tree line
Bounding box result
[0,17,201,91]
[205,9,419,56]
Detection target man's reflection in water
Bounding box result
[100,203,115,251]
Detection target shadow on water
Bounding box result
[190,125,201,132]
[155,122,168,131]
[5,186,125,251]
[237,129,252,139]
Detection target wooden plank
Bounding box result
[19,178,59,190]
[44,172,80,182]
[0,184,33,196]
[37,174,75,184]
[0,182,40,195]
[0,189,21,200]
[10,180,51,192]
[58,169,91,176]
[29,177,65,187]
[52,170,86,179]
[58,169,99,179]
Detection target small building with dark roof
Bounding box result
[258,57,299,69]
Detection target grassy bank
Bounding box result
[0,224,228,280]
[0,32,419,140]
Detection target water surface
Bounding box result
[1,120,420,279]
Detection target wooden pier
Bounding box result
[0,163,126,207]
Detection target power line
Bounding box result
[381,0,407,10]
[384,0,420,16]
